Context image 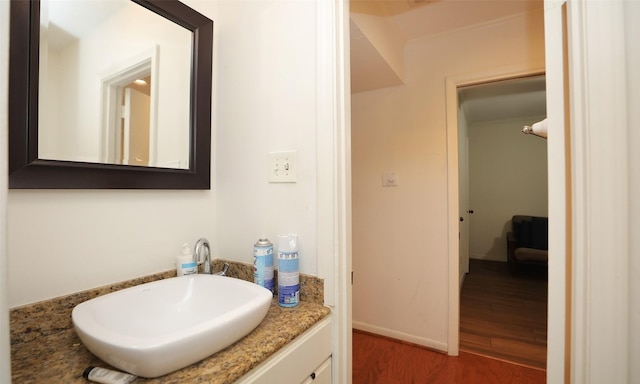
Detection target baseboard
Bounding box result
[352,321,448,352]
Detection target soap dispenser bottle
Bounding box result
[176,243,197,276]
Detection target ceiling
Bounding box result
[46,0,127,51]
[458,75,546,125]
[351,0,543,42]
[350,0,546,123]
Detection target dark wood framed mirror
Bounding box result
[8,0,213,189]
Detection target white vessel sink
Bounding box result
[72,274,273,378]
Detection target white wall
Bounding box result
[212,0,320,277]
[8,0,326,308]
[467,115,548,261]
[352,10,544,350]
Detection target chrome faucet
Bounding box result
[193,238,229,275]
[193,238,212,274]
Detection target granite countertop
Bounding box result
[11,261,328,384]
[11,299,330,384]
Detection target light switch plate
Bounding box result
[382,171,398,187]
[268,151,297,183]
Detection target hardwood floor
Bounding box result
[460,259,548,369]
[353,330,546,384]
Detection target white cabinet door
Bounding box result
[301,357,331,384]
[235,317,332,384]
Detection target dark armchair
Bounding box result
[506,215,548,274]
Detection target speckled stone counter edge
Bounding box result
[10,259,324,346]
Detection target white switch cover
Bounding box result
[382,172,398,187]
[268,151,297,183]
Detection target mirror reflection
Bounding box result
[39,0,192,169]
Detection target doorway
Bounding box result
[454,75,548,368]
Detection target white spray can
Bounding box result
[277,234,299,307]
[253,237,274,293]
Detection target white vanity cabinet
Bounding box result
[235,316,332,384]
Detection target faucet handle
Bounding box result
[215,262,230,276]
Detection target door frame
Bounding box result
[563,0,634,381]
[445,67,546,357]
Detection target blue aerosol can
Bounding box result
[253,236,274,294]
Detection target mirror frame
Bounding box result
[8,0,213,189]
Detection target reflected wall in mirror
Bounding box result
[9,0,213,189]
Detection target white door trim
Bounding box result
[542,1,569,382]
[316,0,352,383]
[0,2,10,382]
[566,1,631,382]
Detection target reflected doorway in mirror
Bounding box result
[99,47,159,168]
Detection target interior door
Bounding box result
[123,87,150,166]
[458,121,470,286]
